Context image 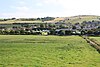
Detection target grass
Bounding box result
[89,36,100,42]
[0,20,43,24]
[0,35,100,67]
[65,15,100,23]
[89,36,100,44]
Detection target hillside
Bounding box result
[0,20,43,24]
[0,15,100,24]
[45,15,100,23]
[64,15,100,23]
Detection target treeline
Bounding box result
[0,17,55,21]
[0,28,53,35]
[0,27,100,35]
[0,18,16,21]
[0,19,100,36]
[0,29,36,35]
[18,17,55,21]
[56,28,100,36]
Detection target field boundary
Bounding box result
[81,36,100,53]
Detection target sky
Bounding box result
[0,0,100,18]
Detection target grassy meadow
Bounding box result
[65,15,100,23]
[89,36,100,43]
[0,35,100,67]
[0,20,43,24]
[89,36,100,46]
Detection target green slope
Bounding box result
[0,15,100,24]
[65,15,100,23]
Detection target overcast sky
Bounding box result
[0,0,100,18]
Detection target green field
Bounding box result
[89,36,100,46]
[89,36,100,43]
[0,35,100,67]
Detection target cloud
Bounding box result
[1,0,100,18]
[19,1,26,5]
[1,5,32,18]
[1,11,38,18]
[11,6,29,11]
[42,0,100,16]
[43,0,58,4]
[36,3,43,7]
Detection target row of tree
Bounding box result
[56,29,100,36]
[0,28,99,36]
[0,17,55,21]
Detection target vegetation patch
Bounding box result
[0,35,100,67]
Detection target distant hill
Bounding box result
[45,15,100,23]
[64,15,100,23]
[0,15,100,24]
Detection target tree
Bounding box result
[20,30,25,35]
[40,24,45,28]
[10,30,15,35]
[48,24,56,28]
[50,29,55,35]
[15,30,20,35]
[11,18,16,20]
[87,30,94,35]
[72,26,76,29]
[0,30,4,34]
[37,18,41,20]
[59,25,66,28]
[65,30,72,35]
[58,30,65,36]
